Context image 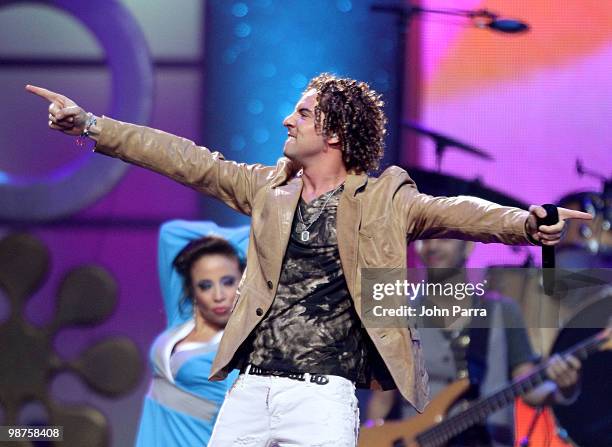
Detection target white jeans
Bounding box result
[208,370,360,446]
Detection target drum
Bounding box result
[551,291,612,447]
[557,191,612,266]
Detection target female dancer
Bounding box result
[135,220,249,446]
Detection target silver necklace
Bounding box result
[296,183,344,242]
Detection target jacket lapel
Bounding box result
[274,176,303,261]
[337,173,368,301]
[270,171,367,299]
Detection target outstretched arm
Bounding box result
[394,179,591,245]
[25,85,284,216]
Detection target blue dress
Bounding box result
[135,220,250,447]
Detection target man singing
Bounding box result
[27,74,589,445]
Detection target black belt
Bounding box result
[242,364,330,385]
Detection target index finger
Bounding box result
[25,84,65,105]
[558,207,593,222]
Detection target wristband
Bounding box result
[76,113,97,147]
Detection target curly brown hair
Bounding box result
[306,73,387,173]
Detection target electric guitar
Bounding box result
[359,324,612,447]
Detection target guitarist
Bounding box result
[366,239,581,447]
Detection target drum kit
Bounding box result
[403,122,612,446]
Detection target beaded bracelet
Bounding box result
[76,113,97,147]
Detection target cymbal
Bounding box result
[403,121,493,161]
[403,166,528,209]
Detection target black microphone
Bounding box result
[537,204,559,296]
[487,18,529,33]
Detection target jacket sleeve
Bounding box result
[92,116,279,216]
[393,176,532,245]
[157,220,250,328]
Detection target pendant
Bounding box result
[301,230,310,242]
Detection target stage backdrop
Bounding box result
[1,1,611,445]
[0,1,206,445]
[0,1,401,444]
[413,0,611,267]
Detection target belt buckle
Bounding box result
[287,372,306,381]
[309,374,329,385]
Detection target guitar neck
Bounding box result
[416,330,605,447]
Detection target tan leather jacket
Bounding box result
[93,117,531,412]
